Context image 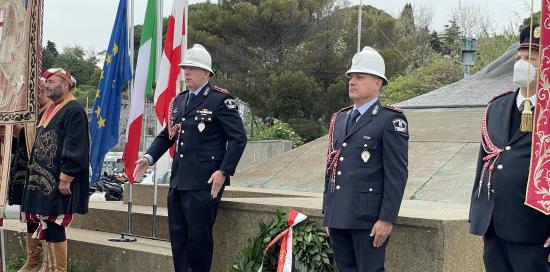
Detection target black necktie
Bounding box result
[186,93,196,107]
[346,109,360,135]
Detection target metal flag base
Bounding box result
[109,182,137,243]
[109,233,137,242]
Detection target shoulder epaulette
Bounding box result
[337,105,353,114]
[213,85,230,94]
[383,104,403,113]
[489,90,514,103]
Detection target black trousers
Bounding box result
[483,222,550,272]
[329,228,387,272]
[167,188,223,272]
[44,221,66,243]
[26,222,38,234]
[27,222,65,242]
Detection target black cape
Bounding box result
[21,100,90,215]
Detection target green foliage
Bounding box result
[250,119,304,147]
[42,44,103,108]
[6,255,25,272]
[72,85,98,110]
[471,33,516,74]
[520,11,541,32]
[53,46,96,86]
[288,118,326,143]
[266,71,317,121]
[231,210,333,272]
[381,56,463,104]
[7,255,94,272]
[441,18,462,59]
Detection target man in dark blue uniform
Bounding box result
[133,44,247,272]
[469,25,550,272]
[323,46,409,272]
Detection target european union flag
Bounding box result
[90,0,132,184]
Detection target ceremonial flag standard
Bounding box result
[122,0,157,182]
[90,0,132,184]
[525,0,550,215]
[154,0,188,126]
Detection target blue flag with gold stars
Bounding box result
[90,0,132,184]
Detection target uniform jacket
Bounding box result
[146,82,247,190]
[323,100,409,229]
[469,90,550,244]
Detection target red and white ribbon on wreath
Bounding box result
[258,209,307,272]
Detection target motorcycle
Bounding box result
[89,172,127,201]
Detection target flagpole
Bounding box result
[110,0,137,243]
[151,0,163,239]
[127,0,137,242]
[357,0,363,52]
[1,224,5,272]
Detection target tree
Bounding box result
[54,46,99,86]
[399,3,415,36]
[453,0,495,39]
[430,31,443,53]
[441,18,461,59]
[46,40,59,57]
[470,32,516,74]
[381,56,462,104]
[520,11,541,32]
[41,47,55,71]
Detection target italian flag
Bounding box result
[154,0,188,126]
[122,0,157,182]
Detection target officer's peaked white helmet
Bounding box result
[179,44,214,76]
[346,46,388,85]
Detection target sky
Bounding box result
[43,0,541,54]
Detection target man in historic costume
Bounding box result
[8,77,49,272]
[133,44,247,272]
[323,46,409,271]
[469,25,550,272]
[20,68,89,272]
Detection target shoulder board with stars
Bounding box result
[383,105,403,113]
[489,90,514,103]
[213,85,230,94]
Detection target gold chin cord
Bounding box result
[521,0,538,132]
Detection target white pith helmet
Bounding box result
[179,44,214,76]
[346,46,388,85]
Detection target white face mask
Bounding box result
[513,59,537,88]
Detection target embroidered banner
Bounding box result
[0,0,42,123]
[525,0,550,215]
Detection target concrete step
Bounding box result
[2,219,172,272]
[72,200,170,241]
[123,183,320,208]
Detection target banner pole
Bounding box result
[110,0,136,243]
[1,224,5,272]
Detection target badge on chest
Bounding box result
[195,109,213,132]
